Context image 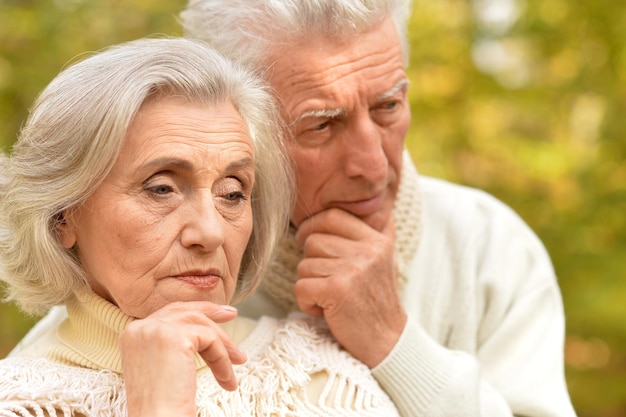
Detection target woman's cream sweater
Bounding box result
[0,289,399,417]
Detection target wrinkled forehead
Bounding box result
[265,12,407,65]
[262,17,407,123]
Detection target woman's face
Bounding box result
[59,96,255,319]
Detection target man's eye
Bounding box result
[378,101,398,111]
[313,121,330,131]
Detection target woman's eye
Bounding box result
[224,191,247,202]
[148,184,173,195]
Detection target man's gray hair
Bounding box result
[181,0,412,69]
[0,37,293,315]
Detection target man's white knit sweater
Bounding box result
[239,155,578,417]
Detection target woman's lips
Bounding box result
[174,274,220,289]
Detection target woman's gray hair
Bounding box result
[0,37,293,315]
[180,0,413,69]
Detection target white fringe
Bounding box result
[0,316,399,417]
[0,358,125,417]
[194,315,399,416]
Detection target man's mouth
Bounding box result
[331,191,385,217]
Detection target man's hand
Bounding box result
[293,208,407,368]
[119,302,246,417]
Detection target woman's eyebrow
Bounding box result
[139,157,194,172]
[225,156,254,172]
[138,156,253,173]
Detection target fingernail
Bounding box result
[221,305,237,313]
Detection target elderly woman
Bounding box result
[0,38,399,417]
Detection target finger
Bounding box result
[208,322,247,365]
[225,343,247,365]
[192,322,245,392]
[296,208,371,246]
[296,299,325,318]
[294,277,330,318]
[206,305,239,324]
[198,339,238,391]
[157,301,239,324]
[297,257,342,279]
[300,232,341,258]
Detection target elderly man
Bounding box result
[11,1,576,416]
[180,1,577,416]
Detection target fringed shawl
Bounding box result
[1,299,399,417]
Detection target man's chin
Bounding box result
[361,210,393,233]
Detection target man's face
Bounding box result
[266,17,410,232]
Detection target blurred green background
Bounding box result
[0,1,624,415]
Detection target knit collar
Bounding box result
[54,288,208,373]
[260,149,422,311]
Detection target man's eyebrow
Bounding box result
[377,78,410,101]
[291,78,409,126]
[293,107,347,125]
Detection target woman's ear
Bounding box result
[57,211,77,249]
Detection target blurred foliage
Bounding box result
[406,1,626,416]
[1,1,624,416]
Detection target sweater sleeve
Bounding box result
[371,313,570,417]
[371,178,577,417]
[372,316,495,417]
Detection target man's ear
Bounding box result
[57,211,77,249]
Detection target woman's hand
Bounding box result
[119,301,246,417]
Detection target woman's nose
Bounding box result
[179,193,225,251]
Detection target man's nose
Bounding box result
[343,116,388,182]
[180,193,225,251]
